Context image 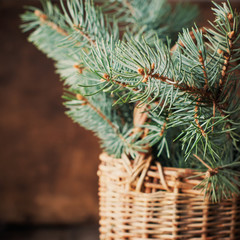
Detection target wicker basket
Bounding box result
[98,153,240,240]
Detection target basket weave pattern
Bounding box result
[98,153,240,240]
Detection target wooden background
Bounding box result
[0,0,240,225]
[0,0,100,224]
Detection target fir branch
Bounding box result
[206,1,240,88]
[65,91,139,157]
[193,154,240,202]
[34,9,90,78]
[102,70,211,102]
[99,56,212,105]
[171,27,206,52]
[124,0,198,44]
[22,0,240,201]
[75,92,137,153]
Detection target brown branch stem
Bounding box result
[73,25,96,47]
[154,73,209,96]
[34,10,98,74]
[193,154,220,177]
[102,74,139,91]
[216,103,232,136]
[123,0,135,16]
[159,122,167,137]
[101,69,212,103]
[76,94,131,148]
[138,66,211,98]
[219,14,235,87]
[199,50,209,90]
[193,154,212,170]
[34,10,96,47]
[34,10,68,36]
[76,94,117,131]
[212,100,216,131]
[194,98,206,137]
[216,103,226,118]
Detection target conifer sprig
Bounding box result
[21,0,139,157]
[21,0,240,201]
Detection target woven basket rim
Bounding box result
[99,152,203,177]
[99,152,212,196]
[99,152,240,200]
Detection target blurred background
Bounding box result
[0,0,240,239]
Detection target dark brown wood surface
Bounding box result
[0,0,239,224]
[0,0,100,224]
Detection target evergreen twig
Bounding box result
[21,0,240,201]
